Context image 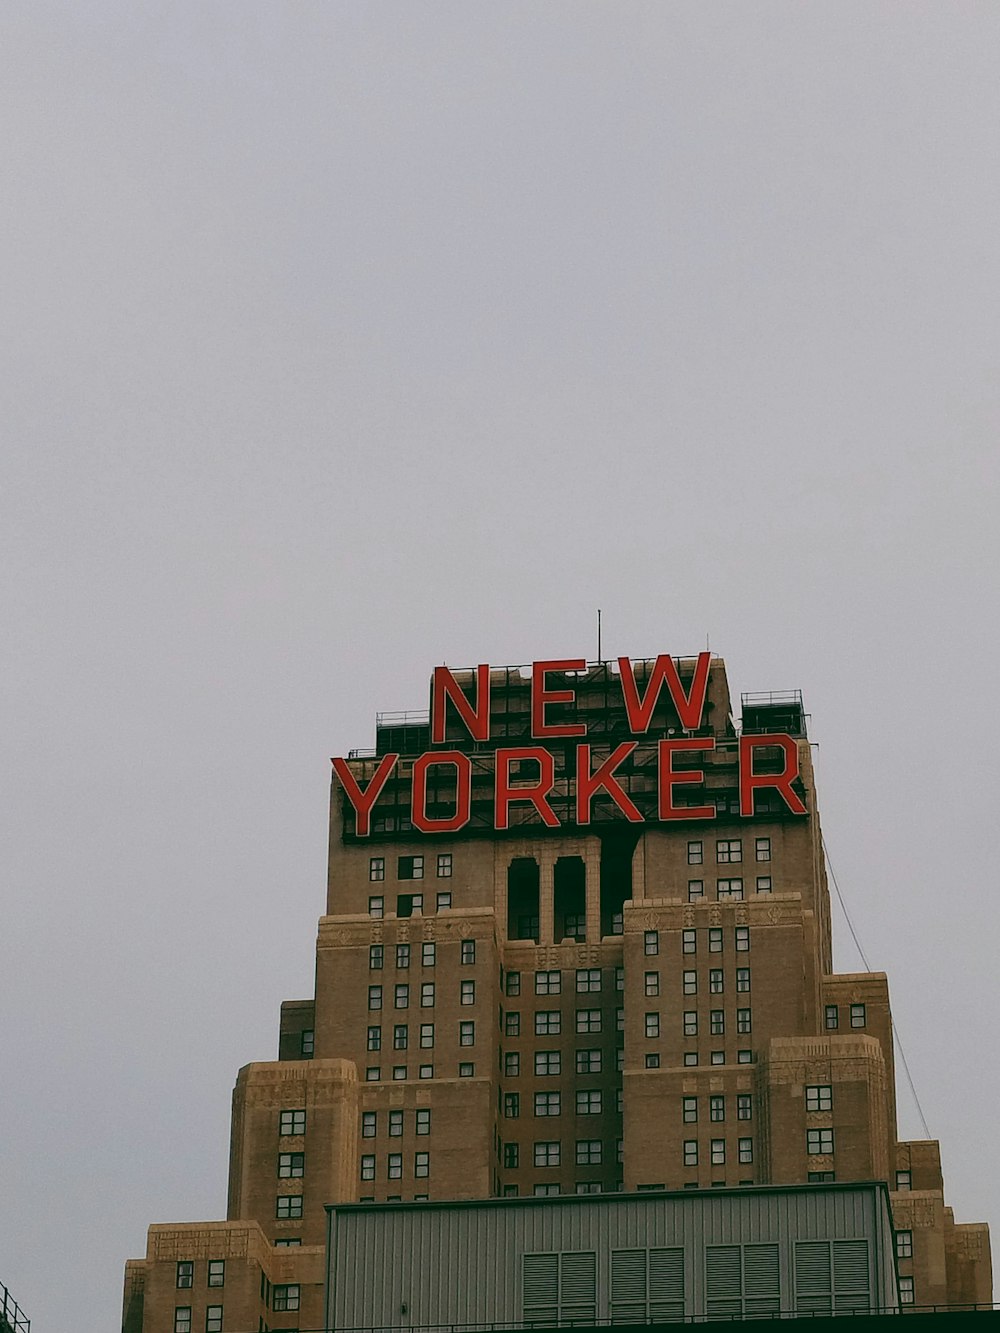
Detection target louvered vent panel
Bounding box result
[795,1241,832,1296]
[560,1251,597,1325]
[833,1241,869,1292]
[649,1247,685,1323]
[611,1249,646,1306]
[523,1252,559,1326]
[743,1243,780,1315]
[705,1246,742,1300]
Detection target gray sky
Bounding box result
[2,4,998,1328]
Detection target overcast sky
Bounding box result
[2,4,999,1329]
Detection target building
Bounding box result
[123,654,992,1331]
[326,1183,901,1327]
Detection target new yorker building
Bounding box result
[123,655,991,1331]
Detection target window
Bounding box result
[505,1051,520,1076]
[394,984,409,1009]
[737,1094,752,1120]
[279,1109,306,1136]
[850,1003,866,1028]
[644,971,659,996]
[275,1195,303,1218]
[576,1181,601,1194]
[389,1110,403,1137]
[682,930,696,955]
[683,970,697,995]
[387,1152,403,1179]
[436,891,452,911]
[459,1021,475,1046]
[808,1170,836,1182]
[755,837,771,861]
[420,982,435,1007]
[576,968,601,993]
[615,967,625,991]
[369,944,384,970]
[369,856,385,881]
[368,895,384,918]
[709,928,723,953]
[645,1012,660,1038]
[576,1089,602,1115]
[415,1151,430,1177]
[806,1084,833,1112]
[737,1049,753,1064]
[174,1309,192,1333]
[710,1010,724,1035]
[644,930,659,955]
[576,1139,602,1165]
[535,1011,561,1036]
[735,927,750,952]
[756,876,772,893]
[504,1093,520,1118]
[896,1170,912,1191]
[683,1011,698,1036]
[736,967,750,992]
[645,1052,660,1068]
[577,1048,601,1074]
[176,1262,194,1288]
[362,1111,376,1138]
[616,1007,625,1031]
[711,1050,725,1065]
[710,1095,725,1122]
[367,1025,381,1051]
[506,971,521,997]
[368,985,382,1011]
[807,1128,835,1155]
[459,1061,474,1076]
[825,1004,839,1030]
[683,1140,698,1166]
[274,1238,300,1248]
[535,1050,561,1076]
[278,1152,304,1178]
[462,939,477,965]
[577,1009,602,1034]
[437,853,452,877]
[688,879,704,900]
[899,1276,914,1305]
[683,1097,698,1123]
[300,1028,314,1056]
[709,969,724,993]
[398,855,424,880]
[392,1064,407,1080]
[504,1143,520,1168]
[365,1066,380,1081]
[896,1230,913,1260]
[535,1091,561,1117]
[738,1138,753,1164]
[419,1063,433,1078]
[688,841,703,864]
[505,1011,520,1037]
[617,1088,624,1111]
[534,1141,560,1167]
[207,1260,225,1288]
[273,1284,300,1312]
[533,1183,560,1196]
[683,1052,698,1066]
[711,1139,726,1165]
[717,838,742,863]
[535,970,561,995]
[396,943,410,969]
[393,1024,408,1050]
[461,980,475,1005]
[737,1008,751,1034]
[421,942,435,967]
[717,878,743,900]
